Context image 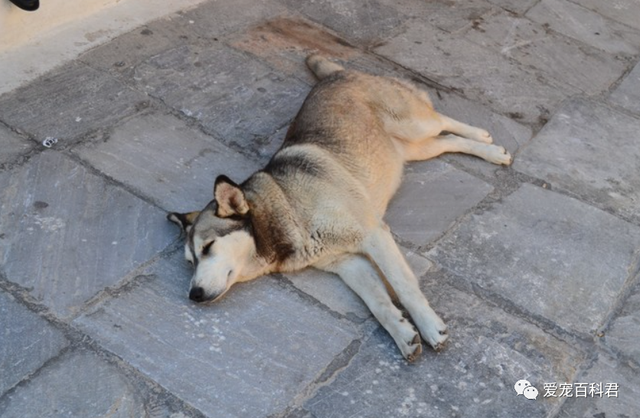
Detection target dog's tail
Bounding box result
[306,54,345,80]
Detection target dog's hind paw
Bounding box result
[476,129,494,144]
[489,145,512,166]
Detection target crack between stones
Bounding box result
[269,338,363,418]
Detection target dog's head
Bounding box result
[167,175,267,303]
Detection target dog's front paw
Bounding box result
[422,314,449,352]
[399,330,423,362]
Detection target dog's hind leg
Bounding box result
[405,134,512,165]
[361,226,449,351]
[318,255,423,361]
[438,114,493,143]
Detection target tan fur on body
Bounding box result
[168,55,512,361]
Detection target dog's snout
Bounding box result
[189,287,206,302]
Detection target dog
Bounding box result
[167,55,511,361]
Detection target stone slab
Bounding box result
[133,44,309,149]
[157,0,288,41]
[72,112,258,213]
[256,126,287,164]
[605,280,640,363]
[427,184,640,336]
[0,291,68,396]
[485,0,538,14]
[386,160,493,248]
[572,0,640,31]
[514,99,640,224]
[79,25,187,81]
[75,253,359,418]
[0,62,148,143]
[0,125,32,167]
[557,353,640,418]
[0,151,174,319]
[527,0,640,56]
[63,0,287,85]
[286,248,433,320]
[0,350,145,418]
[304,282,583,418]
[286,267,370,321]
[375,23,572,125]
[610,60,640,115]
[279,0,407,47]
[464,12,626,95]
[381,0,498,34]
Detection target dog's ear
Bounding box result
[167,211,200,233]
[214,175,249,218]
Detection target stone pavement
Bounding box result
[1,1,640,417]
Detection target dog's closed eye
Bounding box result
[202,241,214,256]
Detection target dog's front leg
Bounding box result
[317,254,423,362]
[362,227,449,351]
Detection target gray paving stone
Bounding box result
[386,160,493,248]
[133,44,309,148]
[0,291,68,396]
[75,253,359,418]
[428,184,640,336]
[604,281,640,363]
[375,23,572,125]
[0,125,32,166]
[72,112,258,213]
[0,62,148,143]
[610,60,640,115]
[0,151,174,319]
[304,282,583,418]
[557,353,639,418]
[527,0,640,56]
[159,0,288,41]
[279,0,407,46]
[572,0,640,31]
[283,409,315,418]
[381,0,498,34]
[464,12,626,95]
[0,350,145,418]
[514,99,640,224]
[256,126,287,164]
[485,0,538,14]
[286,248,433,320]
[286,267,370,320]
[79,25,186,81]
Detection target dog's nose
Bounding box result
[189,287,205,302]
